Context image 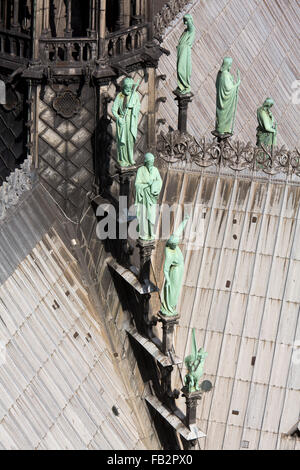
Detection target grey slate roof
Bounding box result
[157,0,300,149]
[0,183,151,450]
[153,167,300,450]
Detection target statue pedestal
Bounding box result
[211,130,232,144]
[181,387,202,429]
[145,395,206,442]
[173,90,194,133]
[115,163,137,201]
[157,311,180,355]
[113,164,137,267]
[137,238,156,285]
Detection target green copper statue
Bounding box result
[160,215,189,316]
[184,328,208,393]
[112,77,141,167]
[135,153,162,241]
[176,14,195,95]
[215,57,240,135]
[256,98,277,149]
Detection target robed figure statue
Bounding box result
[256,98,277,149]
[215,57,240,135]
[176,14,195,95]
[160,216,189,316]
[135,153,163,241]
[112,77,141,167]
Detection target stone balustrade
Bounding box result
[0,28,31,61]
[105,23,149,59]
[39,37,98,63]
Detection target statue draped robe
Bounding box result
[176,23,195,94]
[215,70,239,134]
[256,107,277,148]
[161,245,184,316]
[135,166,162,240]
[112,91,140,166]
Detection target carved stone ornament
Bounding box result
[156,130,300,177]
[52,90,81,119]
[0,156,35,221]
[153,0,192,40]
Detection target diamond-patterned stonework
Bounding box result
[38,84,95,219]
[0,85,25,185]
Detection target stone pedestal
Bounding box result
[114,164,137,267]
[115,163,137,205]
[211,130,233,144]
[137,238,156,285]
[157,312,180,355]
[173,90,194,133]
[181,387,202,428]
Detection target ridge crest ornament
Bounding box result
[52,90,81,119]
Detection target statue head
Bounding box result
[166,234,179,250]
[263,97,274,109]
[122,77,134,96]
[144,152,155,170]
[183,14,194,27]
[220,57,233,72]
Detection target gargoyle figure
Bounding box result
[184,328,208,393]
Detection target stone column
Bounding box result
[140,0,146,18]
[64,0,73,37]
[115,164,136,268]
[0,1,3,28]
[124,0,130,28]
[32,0,44,61]
[88,0,97,37]
[173,90,194,133]
[98,0,106,58]
[132,0,143,24]
[182,388,202,428]
[41,0,50,37]
[115,0,125,30]
[11,0,20,31]
[147,68,156,152]
[137,239,155,285]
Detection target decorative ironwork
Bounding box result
[153,0,193,39]
[156,130,300,177]
[52,90,81,119]
[0,156,34,220]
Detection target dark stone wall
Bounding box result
[38,83,96,219]
[0,83,26,185]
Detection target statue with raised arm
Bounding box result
[215,57,240,135]
[184,328,208,393]
[135,153,162,241]
[256,98,277,149]
[176,14,195,95]
[160,215,189,316]
[112,77,141,167]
